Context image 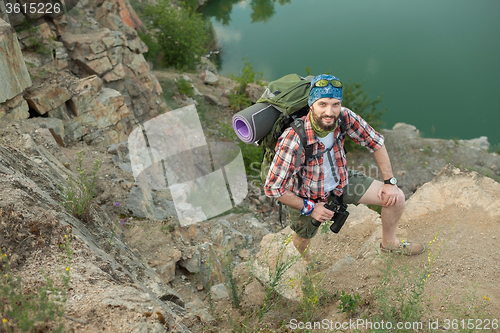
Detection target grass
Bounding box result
[1,237,72,333]
[58,150,102,222]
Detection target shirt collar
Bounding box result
[303,111,318,146]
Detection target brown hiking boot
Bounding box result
[380,241,425,256]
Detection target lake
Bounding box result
[202,0,500,147]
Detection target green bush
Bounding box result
[58,151,102,222]
[142,0,214,69]
[228,58,265,111]
[137,30,162,67]
[176,78,194,97]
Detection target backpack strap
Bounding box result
[290,118,312,190]
[290,118,313,166]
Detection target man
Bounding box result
[264,74,424,265]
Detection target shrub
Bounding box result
[176,78,194,97]
[136,30,162,67]
[228,58,265,111]
[142,0,213,69]
[58,150,102,222]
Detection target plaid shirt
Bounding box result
[264,107,384,202]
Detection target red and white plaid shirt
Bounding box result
[264,107,384,202]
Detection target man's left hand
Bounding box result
[377,184,400,206]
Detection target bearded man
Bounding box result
[264,74,424,265]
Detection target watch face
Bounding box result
[390,177,397,185]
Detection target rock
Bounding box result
[239,281,265,312]
[387,123,420,139]
[204,94,220,105]
[179,246,201,273]
[126,186,170,220]
[0,19,32,105]
[149,248,182,284]
[185,297,215,323]
[252,228,306,301]
[459,136,490,151]
[200,70,218,85]
[67,75,103,116]
[328,255,357,272]
[0,95,29,121]
[25,82,73,115]
[210,283,229,301]
[245,83,264,103]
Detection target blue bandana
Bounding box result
[308,74,343,106]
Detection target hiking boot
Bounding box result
[380,241,425,256]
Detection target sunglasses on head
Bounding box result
[313,79,342,89]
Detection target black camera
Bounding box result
[311,197,349,233]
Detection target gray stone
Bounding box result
[0,19,32,104]
[328,255,357,272]
[245,83,265,103]
[460,136,490,151]
[200,70,218,85]
[185,297,215,323]
[126,186,170,220]
[179,247,201,273]
[210,283,229,301]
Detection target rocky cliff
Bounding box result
[0,0,165,147]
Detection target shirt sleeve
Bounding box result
[343,108,385,153]
[264,128,300,198]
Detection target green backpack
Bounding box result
[257,74,313,182]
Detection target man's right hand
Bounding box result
[310,202,335,223]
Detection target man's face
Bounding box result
[311,98,342,131]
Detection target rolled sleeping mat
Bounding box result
[232,103,281,144]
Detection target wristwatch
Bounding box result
[384,177,397,185]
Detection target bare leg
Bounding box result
[358,180,405,248]
[292,232,312,264]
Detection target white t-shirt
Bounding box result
[317,133,340,192]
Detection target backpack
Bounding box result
[255,74,347,184]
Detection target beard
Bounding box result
[311,108,338,131]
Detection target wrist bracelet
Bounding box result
[301,199,315,216]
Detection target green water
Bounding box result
[202,0,500,147]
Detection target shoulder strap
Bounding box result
[290,118,313,165]
[338,111,347,137]
[290,118,313,191]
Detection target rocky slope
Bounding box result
[1,1,500,331]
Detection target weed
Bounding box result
[221,250,252,309]
[58,150,102,222]
[1,237,72,332]
[258,234,300,321]
[160,224,175,235]
[228,91,252,111]
[338,290,361,315]
[298,271,331,322]
[176,78,194,97]
[228,58,264,111]
[368,234,443,331]
[421,144,432,155]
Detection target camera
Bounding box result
[311,197,349,233]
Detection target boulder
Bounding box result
[0,19,32,105]
[200,70,218,85]
[245,83,264,103]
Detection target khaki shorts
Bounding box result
[288,169,374,239]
